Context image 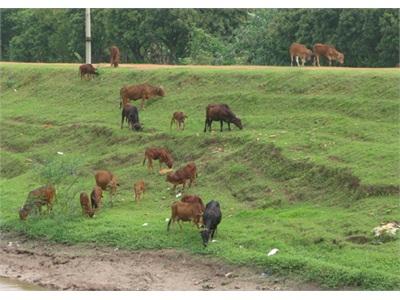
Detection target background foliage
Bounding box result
[1,8,398,67]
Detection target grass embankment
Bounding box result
[0,64,399,289]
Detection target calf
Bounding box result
[80,192,95,217]
[181,195,205,212]
[200,200,222,247]
[110,46,120,68]
[313,43,344,66]
[170,112,187,130]
[133,180,145,203]
[204,104,243,132]
[120,83,165,109]
[79,64,99,80]
[90,185,103,210]
[143,147,173,172]
[94,170,119,207]
[166,162,197,191]
[167,201,204,231]
[19,184,56,220]
[121,104,142,131]
[289,43,313,67]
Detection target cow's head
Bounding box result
[306,50,314,61]
[132,122,143,131]
[338,53,344,65]
[200,226,210,247]
[233,117,243,130]
[19,206,29,220]
[157,86,166,97]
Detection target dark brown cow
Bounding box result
[143,148,173,172]
[80,192,95,217]
[19,184,56,220]
[167,201,204,231]
[166,162,197,191]
[110,46,120,68]
[204,104,243,132]
[120,83,165,109]
[94,170,119,207]
[121,103,142,131]
[133,180,145,203]
[181,195,205,212]
[79,64,99,80]
[90,185,103,210]
[313,43,344,66]
[170,112,187,130]
[289,43,313,67]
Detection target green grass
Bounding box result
[0,63,399,290]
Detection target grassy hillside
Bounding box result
[0,63,399,289]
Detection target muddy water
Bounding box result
[0,277,45,291]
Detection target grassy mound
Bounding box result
[0,63,399,289]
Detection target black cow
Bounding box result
[204,104,243,132]
[121,104,142,131]
[200,200,222,247]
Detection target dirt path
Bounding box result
[1,61,397,71]
[0,231,319,291]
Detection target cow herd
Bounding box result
[289,42,344,67]
[18,42,344,246]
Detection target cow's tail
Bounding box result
[142,154,147,166]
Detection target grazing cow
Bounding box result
[313,43,344,66]
[200,200,222,247]
[94,170,119,207]
[170,112,187,130]
[181,195,205,212]
[166,162,197,191]
[204,104,243,132]
[79,64,99,80]
[90,185,103,210]
[120,83,165,109]
[19,184,56,220]
[289,43,313,67]
[133,180,145,203]
[80,192,95,217]
[110,46,120,68]
[167,201,204,231]
[121,104,142,131]
[143,148,173,172]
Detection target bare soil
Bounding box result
[1,61,397,71]
[0,231,320,291]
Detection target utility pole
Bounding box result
[85,8,91,64]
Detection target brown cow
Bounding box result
[120,83,165,109]
[313,43,344,66]
[133,180,145,203]
[289,43,313,67]
[94,170,119,207]
[110,46,120,68]
[166,162,197,191]
[19,184,56,220]
[79,64,99,80]
[80,192,95,217]
[143,148,173,172]
[170,112,187,130]
[167,201,204,231]
[204,104,242,132]
[90,185,103,210]
[181,195,205,212]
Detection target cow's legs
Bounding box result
[296,56,300,67]
[316,55,320,67]
[329,58,332,66]
[301,56,305,67]
[228,122,231,131]
[204,119,208,132]
[220,120,223,132]
[290,55,294,67]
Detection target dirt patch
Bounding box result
[0,231,320,291]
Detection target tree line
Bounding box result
[1,8,398,67]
